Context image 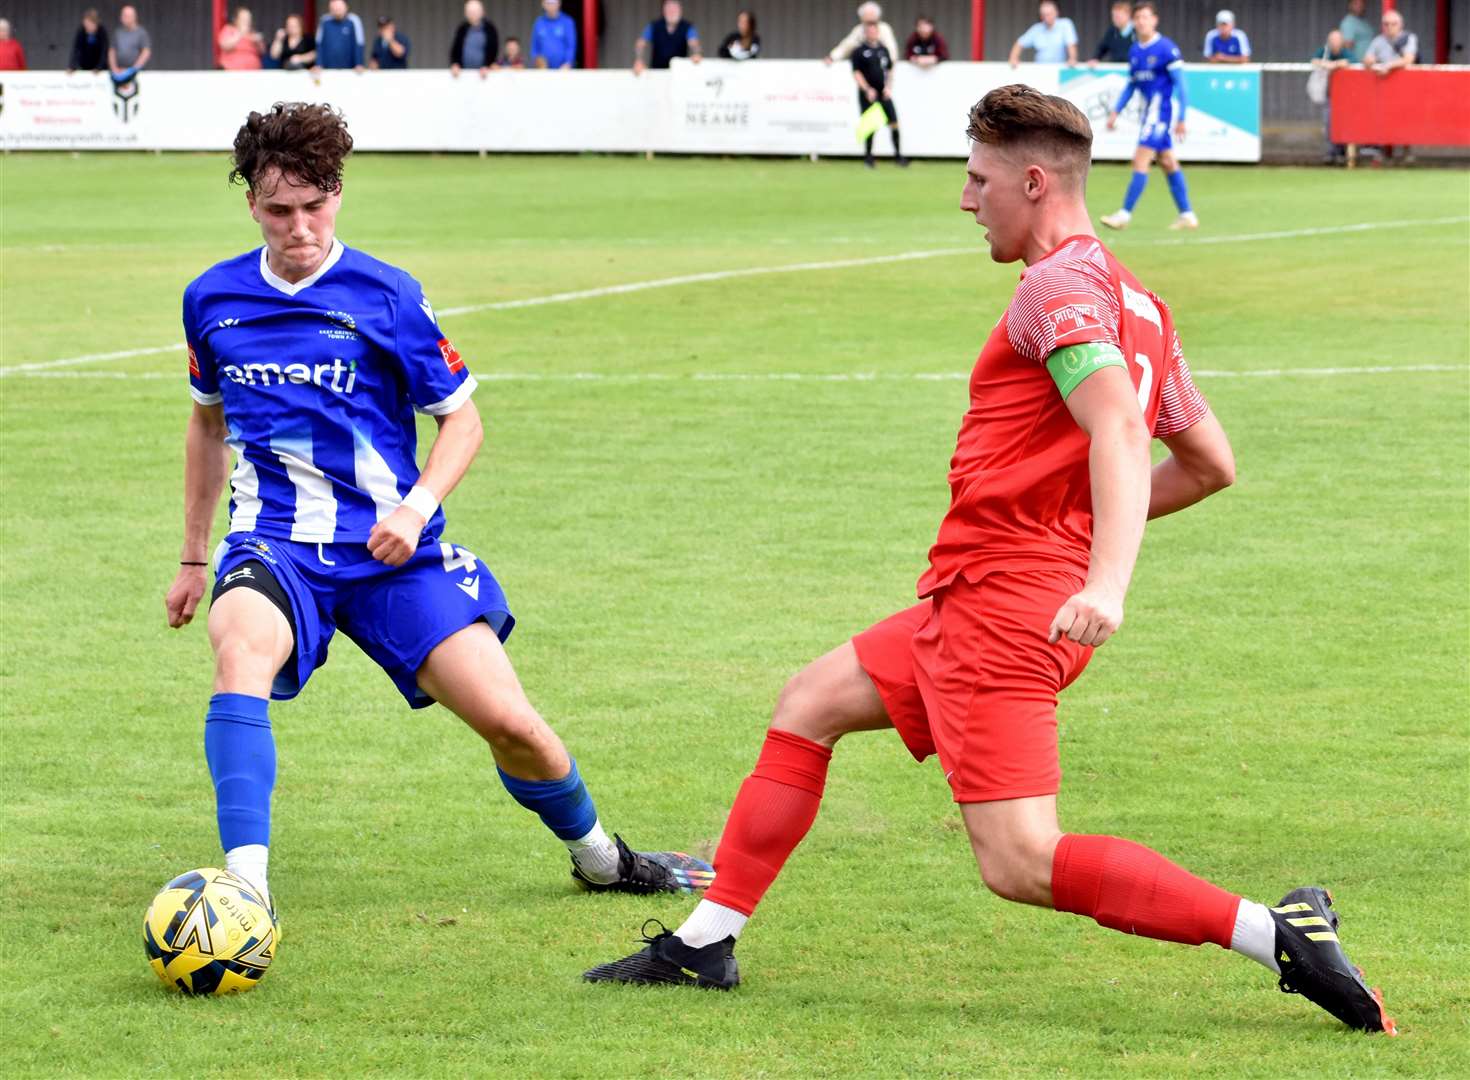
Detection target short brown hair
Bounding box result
[966,84,1093,182]
[1132,2,1158,15]
[229,102,354,195]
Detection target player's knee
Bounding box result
[973,832,1057,905]
[466,696,548,754]
[771,668,849,748]
[212,633,284,685]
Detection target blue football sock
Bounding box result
[497,759,599,841]
[1123,171,1149,212]
[1167,170,1192,213]
[204,693,275,851]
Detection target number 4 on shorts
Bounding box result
[439,543,479,574]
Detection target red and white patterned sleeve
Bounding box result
[1006,251,1121,363]
[1154,330,1210,438]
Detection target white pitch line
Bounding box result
[7,363,1465,383]
[1159,215,1470,247]
[435,248,967,317]
[5,215,1466,376]
[0,247,965,376]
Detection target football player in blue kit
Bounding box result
[1100,2,1199,231]
[163,103,713,918]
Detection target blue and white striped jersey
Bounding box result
[1117,34,1186,130]
[183,240,476,544]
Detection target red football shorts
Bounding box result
[852,570,1093,803]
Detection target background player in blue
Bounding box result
[163,103,713,917]
[1100,2,1198,232]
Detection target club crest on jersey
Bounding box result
[437,338,464,375]
[320,310,359,342]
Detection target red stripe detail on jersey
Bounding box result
[1007,238,1121,362]
[1155,348,1209,438]
[188,344,201,379]
[437,338,464,375]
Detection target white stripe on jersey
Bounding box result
[270,433,339,542]
[224,430,263,533]
[352,425,405,522]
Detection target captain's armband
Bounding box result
[1045,342,1127,399]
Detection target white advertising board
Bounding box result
[0,61,1259,162]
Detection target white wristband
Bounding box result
[401,485,439,521]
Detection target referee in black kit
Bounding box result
[852,19,908,168]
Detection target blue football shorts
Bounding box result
[1139,118,1174,152]
[212,532,514,709]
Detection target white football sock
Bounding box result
[225,844,270,906]
[1230,899,1280,973]
[675,900,748,948]
[566,820,620,884]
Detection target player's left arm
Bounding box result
[1147,344,1234,518]
[1049,364,1152,648]
[367,401,483,567]
[1169,57,1189,135]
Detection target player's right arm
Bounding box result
[166,403,231,628]
[1148,412,1234,519]
[1147,334,1233,518]
[1109,79,1136,126]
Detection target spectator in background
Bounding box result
[218,7,265,70]
[0,19,24,70]
[1363,9,1418,162]
[532,0,578,69]
[1009,2,1078,67]
[497,36,526,68]
[1204,10,1250,63]
[1339,0,1375,54]
[109,6,152,83]
[270,14,315,69]
[634,1,700,75]
[1311,28,1357,164]
[450,0,498,78]
[1363,8,1418,75]
[719,10,761,60]
[69,9,110,74]
[905,15,948,66]
[1089,1,1133,66]
[315,0,365,70]
[370,15,410,68]
[851,18,906,168]
[827,3,898,67]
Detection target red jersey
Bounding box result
[917,235,1207,598]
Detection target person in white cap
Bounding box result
[825,2,899,66]
[1203,9,1250,63]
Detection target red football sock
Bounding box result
[1051,834,1241,949]
[704,728,833,917]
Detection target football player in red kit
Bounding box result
[584,85,1394,1035]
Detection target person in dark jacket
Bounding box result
[634,0,700,74]
[450,0,499,78]
[718,10,760,60]
[904,15,949,65]
[69,8,109,72]
[1089,0,1134,65]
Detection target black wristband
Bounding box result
[180,561,208,566]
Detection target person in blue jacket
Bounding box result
[532,0,578,69]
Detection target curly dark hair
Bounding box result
[229,102,353,195]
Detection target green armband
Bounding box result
[1045,342,1127,399]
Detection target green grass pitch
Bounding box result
[1,152,1467,1077]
